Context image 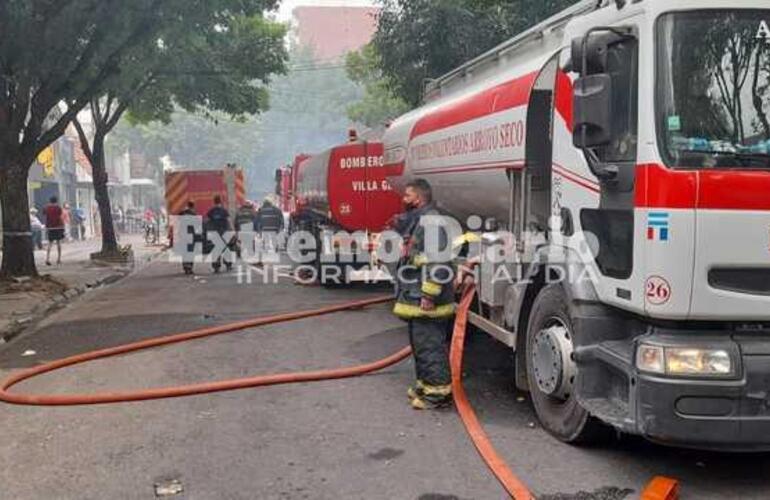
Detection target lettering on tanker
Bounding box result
[757,20,770,42]
[351,180,394,192]
[409,120,525,162]
[339,156,385,169]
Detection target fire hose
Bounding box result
[0,290,676,499]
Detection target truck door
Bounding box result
[569,25,643,312]
[526,57,558,233]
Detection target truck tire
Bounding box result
[525,285,607,444]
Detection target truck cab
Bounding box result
[559,0,770,450]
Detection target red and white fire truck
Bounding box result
[276,154,310,216]
[166,164,246,219]
[291,134,403,285]
[384,0,770,449]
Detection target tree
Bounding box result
[372,0,576,106]
[249,48,364,199]
[109,110,264,175]
[0,0,280,277]
[72,9,286,256]
[345,45,409,128]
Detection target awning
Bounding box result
[130,178,157,187]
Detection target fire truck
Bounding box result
[165,164,246,218]
[276,154,310,216]
[384,0,770,449]
[165,165,246,245]
[292,134,403,285]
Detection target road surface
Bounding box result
[1,256,769,499]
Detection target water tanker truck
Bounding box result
[292,136,403,285]
[383,0,770,450]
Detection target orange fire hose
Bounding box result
[0,295,401,405]
[0,288,675,499]
[451,286,534,499]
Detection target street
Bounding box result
[1,256,769,499]
[3,2,770,499]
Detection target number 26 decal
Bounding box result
[646,276,672,306]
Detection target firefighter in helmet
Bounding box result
[393,179,457,410]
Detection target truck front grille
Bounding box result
[709,268,770,296]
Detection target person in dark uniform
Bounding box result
[255,199,285,253]
[205,195,233,273]
[179,201,197,275]
[234,201,258,259]
[392,179,456,410]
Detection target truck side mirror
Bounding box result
[572,74,613,149]
[571,35,608,75]
[570,30,630,75]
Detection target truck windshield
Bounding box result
[656,10,770,169]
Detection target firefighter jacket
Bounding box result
[393,203,457,320]
[256,204,285,233]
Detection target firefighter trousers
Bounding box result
[408,318,451,389]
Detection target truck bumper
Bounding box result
[578,327,770,451]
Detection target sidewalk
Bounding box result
[0,234,165,342]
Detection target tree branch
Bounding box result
[26,0,166,157]
[72,116,95,164]
[108,73,156,128]
[104,93,114,119]
[93,97,104,125]
[8,77,31,140]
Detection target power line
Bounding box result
[287,64,348,72]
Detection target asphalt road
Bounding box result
[1,256,770,499]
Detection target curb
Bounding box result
[0,249,166,344]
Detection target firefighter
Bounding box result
[255,199,285,253]
[393,179,456,410]
[234,201,257,259]
[206,195,233,273]
[235,201,258,232]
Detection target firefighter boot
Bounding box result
[410,383,452,410]
[406,380,426,400]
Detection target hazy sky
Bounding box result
[277,0,377,21]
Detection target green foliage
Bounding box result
[248,48,364,197]
[125,11,288,125]
[372,0,577,106]
[0,0,285,276]
[345,45,410,128]
[110,110,262,172]
[112,48,365,199]
[0,0,283,161]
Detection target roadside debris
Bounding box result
[154,479,183,497]
[21,350,36,357]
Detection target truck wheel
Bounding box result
[525,285,606,444]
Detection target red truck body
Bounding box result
[295,142,402,233]
[165,167,246,217]
[278,167,292,213]
[279,154,310,215]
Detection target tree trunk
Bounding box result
[91,133,119,255]
[0,156,37,278]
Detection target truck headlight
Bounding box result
[666,348,732,376]
[636,344,733,377]
[636,344,665,374]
